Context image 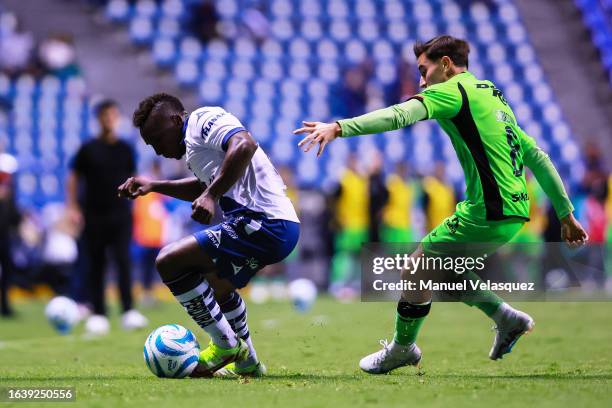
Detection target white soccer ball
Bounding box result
[143,324,200,378]
[45,296,80,334]
[289,279,318,312]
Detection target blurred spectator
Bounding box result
[330,155,368,298]
[187,1,219,44]
[0,151,19,317]
[39,203,79,295]
[67,99,147,334]
[38,33,80,79]
[382,162,415,243]
[132,160,166,307]
[0,12,35,76]
[241,2,270,43]
[422,162,456,232]
[330,64,370,118]
[385,60,420,105]
[367,150,388,242]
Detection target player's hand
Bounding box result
[294,121,341,157]
[560,213,589,248]
[117,176,154,199]
[191,192,216,224]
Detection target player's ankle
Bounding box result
[491,302,514,325]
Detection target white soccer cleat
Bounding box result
[489,308,534,360]
[121,309,149,330]
[359,340,421,374]
[85,314,110,336]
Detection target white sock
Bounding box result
[220,292,258,366]
[166,273,237,349]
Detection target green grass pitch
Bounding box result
[0,299,610,407]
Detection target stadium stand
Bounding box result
[0,0,586,208]
[104,0,584,191]
[574,0,612,85]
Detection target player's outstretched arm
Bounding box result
[117,176,204,202]
[294,98,427,157]
[190,130,257,224]
[523,146,588,247]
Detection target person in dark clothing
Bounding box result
[368,151,389,242]
[67,99,147,334]
[0,154,20,317]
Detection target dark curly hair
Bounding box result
[413,35,470,68]
[132,93,184,129]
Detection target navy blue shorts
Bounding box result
[193,213,300,288]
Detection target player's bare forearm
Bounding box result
[151,177,205,202]
[190,131,257,224]
[204,131,257,200]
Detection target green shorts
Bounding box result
[422,213,524,257]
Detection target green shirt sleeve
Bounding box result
[338,98,427,137]
[417,81,462,120]
[523,142,574,219]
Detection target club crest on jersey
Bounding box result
[206,229,222,248]
[246,257,259,270]
[445,216,460,234]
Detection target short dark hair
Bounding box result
[95,99,118,116]
[132,93,184,129]
[413,35,470,68]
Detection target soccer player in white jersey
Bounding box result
[118,93,300,377]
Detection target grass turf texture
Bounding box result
[0,299,610,407]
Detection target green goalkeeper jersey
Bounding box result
[413,71,536,222]
[338,70,574,225]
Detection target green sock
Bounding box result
[393,313,427,346]
[459,270,503,317]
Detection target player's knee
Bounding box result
[155,244,179,279]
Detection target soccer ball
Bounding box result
[143,325,200,378]
[289,278,318,312]
[45,296,80,334]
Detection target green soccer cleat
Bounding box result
[190,339,248,377]
[214,361,267,378]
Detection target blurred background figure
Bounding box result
[422,162,456,232]
[39,203,79,296]
[37,33,80,79]
[0,12,34,77]
[329,155,368,299]
[186,0,219,44]
[132,159,167,308]
[382,163,416,243]
[67,99,147,335]
[367,150,388,243]
[0,150,19,317]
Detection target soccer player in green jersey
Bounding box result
[294,35,588,373]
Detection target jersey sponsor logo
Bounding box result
[231,262,243,275]
[511,192,530,202]
[206,229,222,248]
[475,83,507,105]
[221,223,239,240]
[201,112,226,140]
[495,110,515,125]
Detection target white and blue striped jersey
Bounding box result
[183,106,299,223]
